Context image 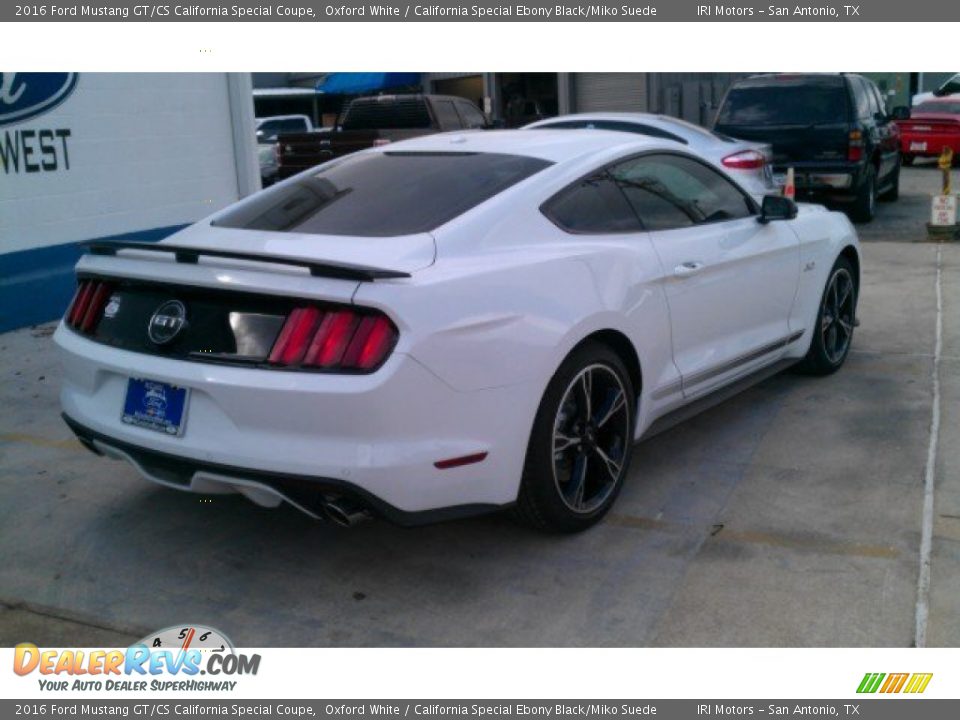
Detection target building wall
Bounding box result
[1,72,257,332]
[573,73,648,112]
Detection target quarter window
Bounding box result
[542,173,643,234]
[455,101,487,129]
[432,100,462,130]
[609,154,754,231]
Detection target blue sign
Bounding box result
[0,73,78,127]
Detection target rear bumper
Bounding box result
[62,414,500,526]
[775,162,866,201]
[54,323,535,519]
[900,135,960,157]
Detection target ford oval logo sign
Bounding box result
[148,300,188,346]
[0,73,78,128]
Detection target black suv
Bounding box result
[715,73,901,222]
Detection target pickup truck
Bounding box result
[275,94,488,180]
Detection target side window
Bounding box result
[609,154,753,231]
[280,118,309,133]
[853,78,873,120]
[542,173,643,234]
[870,83,887,118]
[432,100,461,130]
[455,101,486,129]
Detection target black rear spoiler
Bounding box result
[83,241,411,282]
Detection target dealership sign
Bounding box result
[0,72,75,174]
[0,72,77,126]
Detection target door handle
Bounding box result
[673,261,705,277]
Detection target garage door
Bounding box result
[573,73,648,112]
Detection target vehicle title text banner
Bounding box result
[3,701,960,720]
[4,0,959,22]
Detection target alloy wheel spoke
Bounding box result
[594,446,622,481]
[595,389,626,428]
[821,313,833,334]
[579,370,593,423]
[837,280,852,309]
[568,454,588,508]
[837,317,853,338]
[554,431,581,453]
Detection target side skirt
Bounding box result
[640,358,797,442]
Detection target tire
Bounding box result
[795,256,857,376]
[849,165,877,223]
[515,341,635,533]
[879,161,900,202]
[901,154,915,167]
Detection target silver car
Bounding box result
[525,112,775,198]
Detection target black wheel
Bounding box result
[850,165,877,223]
[901,154,915,167]
[879,161,900,202]
[795,257,857,376]
[515,342,635,533]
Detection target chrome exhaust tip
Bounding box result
[324,498,372,528]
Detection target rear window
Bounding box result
[212,151,552,237]
[914,101,960,115]
[341,98,432,130]
[717,79,850,127]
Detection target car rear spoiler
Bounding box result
[83,241,411,282]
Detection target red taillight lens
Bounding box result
[722,150,767,170]
[269,306,397,372]
[67,281,94,326]
[267,307,322,366]
[848,130,864,162]
[65,279,114,334]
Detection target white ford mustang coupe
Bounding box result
[56,130,860,532]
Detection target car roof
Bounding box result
[525,112,732,143]
[372,128,671,163]
[735,73,850,87]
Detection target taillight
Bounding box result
[371,138,392,147]
[722,150,767,170]
[65,279,114,335]
[848,130,864,162]
[269,305,397,372]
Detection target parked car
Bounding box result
[275,94,488,179]
[715,73,901,223]
[56,130,860,533]
[524,112,776,198]
[896,99,960,166]
[257,143,278,187]
[255,114,313,143]
[255,115,314,186]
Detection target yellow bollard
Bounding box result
[939,147,954,196]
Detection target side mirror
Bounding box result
[758,195,798,224]
[891,106,911,121]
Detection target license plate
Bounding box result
[910,141,928,152]
[122,378,189,436]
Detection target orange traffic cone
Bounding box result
[784,167,796,200]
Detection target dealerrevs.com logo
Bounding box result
[856,672,933,694]
[13,625,261,692]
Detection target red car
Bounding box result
[897,98,960,165]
